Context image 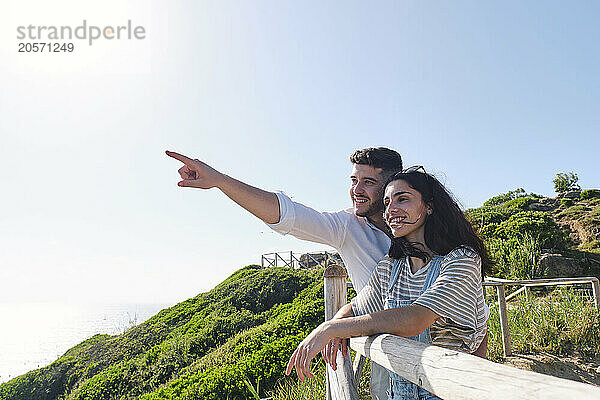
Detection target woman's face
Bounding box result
[383,179,430,241]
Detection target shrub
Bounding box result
[559,198,574,208]
[553,172,580,194]
[483,188,528,207]
[503,197,534,210]
[466,207,511,232]
[581,189,600,200]
[467,190,542,234]
[492,211,569,250]
[486,233,540,279]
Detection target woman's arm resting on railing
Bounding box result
[327,304,438,338]
[286,304,438,381]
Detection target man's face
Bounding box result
[349,164,386,218]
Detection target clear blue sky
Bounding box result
[1,1,598,304]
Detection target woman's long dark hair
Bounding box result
[386,171,492,276]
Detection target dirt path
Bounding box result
[502,352,600,386]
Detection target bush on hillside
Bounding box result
[483,188,529,207]
[466,189,542,233]
[486,233,541,279]
[553,172,580,194]
[489,211,569,250]
[559,198,574,208]
[581,189,600,200]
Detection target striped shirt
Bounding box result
[351,247,488,353]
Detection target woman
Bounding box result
[285,169,491,399]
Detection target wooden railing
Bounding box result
[483,276,600,356]
[323,266,600,400]
[261,250,341,269]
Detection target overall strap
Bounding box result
[387,258,404,295]
[420,256,444,295]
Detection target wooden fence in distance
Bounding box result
[324,266,600,400]
[261,250,342,270]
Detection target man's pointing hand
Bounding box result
[165,150,223,189]
[165,150,281,223]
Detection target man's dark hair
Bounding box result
[350,147,403,175]
[385,170,492,277]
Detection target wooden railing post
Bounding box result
[324,264,358,400]
[496,284,512,357]
[591,278,600,311]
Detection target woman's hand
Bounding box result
[321,337,348,370]
[286,322,333,381]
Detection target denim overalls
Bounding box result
[385,256,443,400]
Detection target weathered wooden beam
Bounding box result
[591,279,600,311]
[326,350,358,400]
[505,285,528,302]
[275,253,293,268]
[324,264,347,320]
[496,284,512,356]
[324,264,358,400]
[290,253,309,269]
[485,277,600,311]
[351,334,600,400]
[308,253,326,268]
[352,354,365,386]
[486,277,599,286]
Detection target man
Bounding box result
[166,147,402,399]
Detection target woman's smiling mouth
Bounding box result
[387,216,406,226]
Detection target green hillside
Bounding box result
[1,186,599,399]
[0,267,324,400]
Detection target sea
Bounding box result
[0,302,169,384]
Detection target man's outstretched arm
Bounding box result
[166,150,280,224]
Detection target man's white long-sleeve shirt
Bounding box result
[267,192,391,292]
